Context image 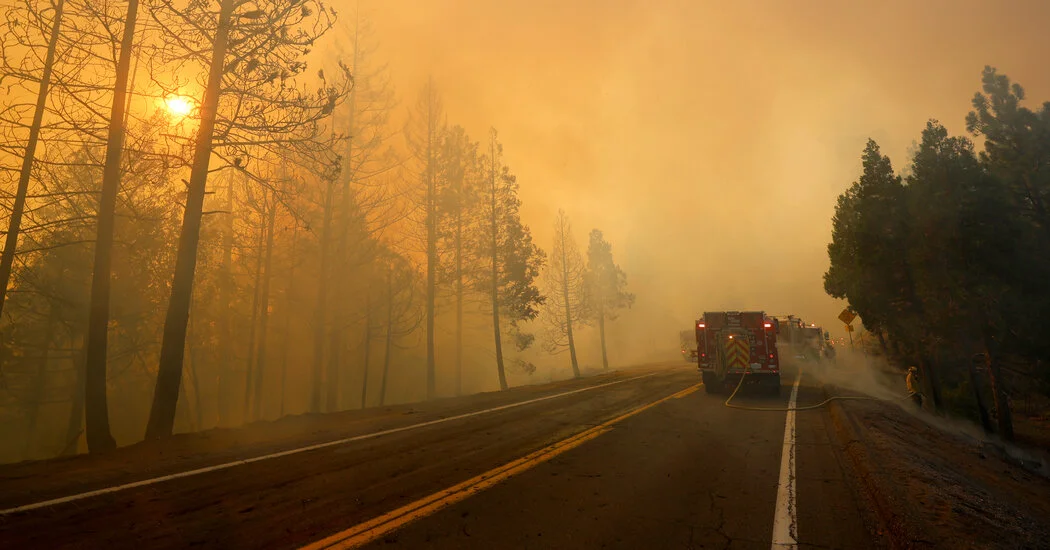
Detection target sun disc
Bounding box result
[164,96,194,117]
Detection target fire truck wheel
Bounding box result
[701,372,719,394]
[768,374,782,397]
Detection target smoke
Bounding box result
[807,349,1049,478]
[360,0,1050,348]
[800,349,900,401]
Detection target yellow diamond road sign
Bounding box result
[838,308,856,326]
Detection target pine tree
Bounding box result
[478,129,545,389]
[585,229,633,370]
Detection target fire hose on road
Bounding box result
[722,368,918,412]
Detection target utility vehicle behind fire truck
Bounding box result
[772,315,831,362]
[696,311,781,396]
[680,329,698,362]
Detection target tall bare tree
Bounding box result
[377,251,423,406]
[82,0,140,453]
[217,176,235,424]
[313,164,336,413]
[436,125,479,396]
[145,0,347,438]
[542,210,589,378]
[0,0,65,328]
[290,13,397,415]
[251,194,277,420]
[405,78,444,399]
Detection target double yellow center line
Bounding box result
[303,382,702,549]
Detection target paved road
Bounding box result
[0,364,876,549]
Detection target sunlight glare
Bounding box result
[163,95,195,118]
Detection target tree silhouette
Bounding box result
[404,78,444,399]
[542,210,588,378]
[586,229,633,370]
[145,0,349,439]
[477,128,544,389]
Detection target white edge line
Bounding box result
[771,371,801,549]
[1,371,662,516]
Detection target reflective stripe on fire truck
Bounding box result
[724,337,750,371]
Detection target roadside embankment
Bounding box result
[826,385,1050,549]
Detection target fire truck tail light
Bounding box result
[698,323,705,328]
[764,323,772,328]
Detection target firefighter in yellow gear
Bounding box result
[906,366,923,408]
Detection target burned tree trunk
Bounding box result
[969,353,994,434]
[24,309,57,459]
[186,304,203,430]
[360,293,372,408]
[455,209,464,396]
[243,217,265,422]
[598,302,609,370]
[61,333,87,457]
[252,203,277,420]
[279,227,298,418]
[561,229,581,379]
[379,270,394,407]
[218,178,235,426]
[0,0,65,323]
[312,175,335,413]
[489,157,507,389]
[984,338,1014,440]
[83,0,139,454]
[145,0,237,440]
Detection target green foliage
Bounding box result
[585,229,634,321]
[825,66,1050,402]
[824,139,911,341]
[472,129,546,341]
[490,160,545,328]
[965,66,1050,360]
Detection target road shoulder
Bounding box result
[826,385,1050,549]
[0,364,677,510]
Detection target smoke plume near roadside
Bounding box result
[805,350,1049,476]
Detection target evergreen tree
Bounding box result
[585,229,633,370]
[476,129,545,389]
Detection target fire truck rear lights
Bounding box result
[697,323,705,328]
[763,323,772,328]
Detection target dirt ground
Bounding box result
[829,387,1050,550]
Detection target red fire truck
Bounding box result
[696,311,781,396]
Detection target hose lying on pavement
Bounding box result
[723,370,917,412]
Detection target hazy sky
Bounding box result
[347,0,1050,354]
